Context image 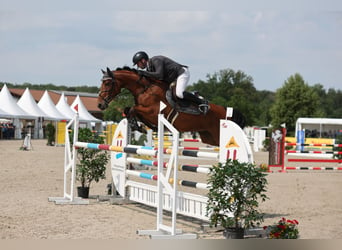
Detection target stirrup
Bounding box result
[198,104,209,114]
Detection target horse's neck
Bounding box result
[116,71,169,99]
[117,73,145,95]
[126,76,168,95]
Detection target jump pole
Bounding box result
[49,106,254,238]
[135,105,253,239]
[137,111,193,239]
[268,127,342,172]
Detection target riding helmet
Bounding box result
[132,51,149,65]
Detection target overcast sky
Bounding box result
[1,0,341,92]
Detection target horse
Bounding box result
[97,67,245,146]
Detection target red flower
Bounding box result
[267,218,299,239]
[273,232,281,238]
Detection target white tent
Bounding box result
[0,85,35,119]
[70,95,101,129]
[17,88,53,119]
[70,95,101,122]
[56,92,78,120]
[0,84,36,138]
[38,90,67,121]
[0,107,12,118]
[17,88,56,138]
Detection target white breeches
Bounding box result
[175,67,190,99]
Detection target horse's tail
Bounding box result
[231,109,246,129]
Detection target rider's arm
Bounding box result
[140,57,164,80]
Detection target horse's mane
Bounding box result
[115,66,138,73]
[114,66,167,88]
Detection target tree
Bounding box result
[312,86,342,118]
[270,73,320,135]
[253,90,275,127]
[188,69,266,126]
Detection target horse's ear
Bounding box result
[101,69,106,74]
[107,67,114,78]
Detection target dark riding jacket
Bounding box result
[142,55,188,84]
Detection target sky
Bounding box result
[1,0,341,92]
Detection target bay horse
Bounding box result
[97,67,245,146]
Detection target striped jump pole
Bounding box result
[126,170,158,181]
[163,146,220,151]
[288,158,342,163]
[179,165,211,174]
[153,137,202,143]
[269,126,342,172]
[127,157,212,170]
[161,148,219,159]
[126,170,209,190]
[74,142,157,157]
[127,157,167,168]
[285,150,342,155]
[285,143,342,147]
[75,141,219,159]
[285,166,342,171]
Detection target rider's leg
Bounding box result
[175,67,190,99]
[175,68,209,114]
[182,91,209,114]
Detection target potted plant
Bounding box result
[206,159,268,239]
[45,123,56,146]
[75,128,109,198]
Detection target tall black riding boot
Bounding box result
[182,92,209,114]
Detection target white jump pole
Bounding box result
[48,113,89,205]
[137,102,197,239]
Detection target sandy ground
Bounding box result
[0,139,342,239]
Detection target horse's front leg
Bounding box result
[122,107,146,133]
[133,105,159,126]
[123,106,135,118]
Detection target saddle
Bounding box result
[166,85,210,115]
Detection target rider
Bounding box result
[132,51,209,114]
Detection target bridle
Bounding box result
[98,75,115,107]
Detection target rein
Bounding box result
[135,75,151,95]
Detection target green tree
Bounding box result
[270,73,320,135]
[319,87,342,118]
[254,90,275,127]
[188,69,265,126]
[0,82,99,93]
